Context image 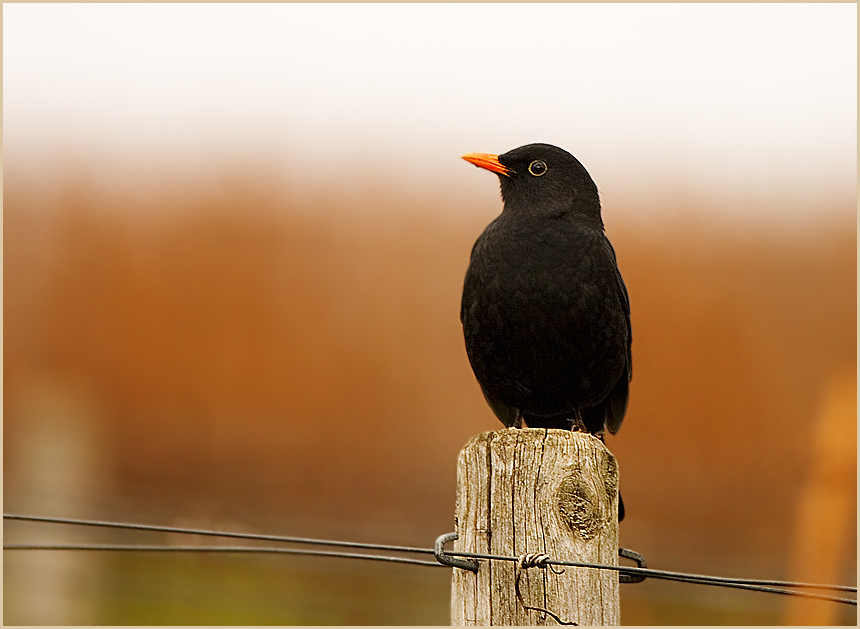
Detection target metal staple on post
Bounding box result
[434,533,479,572]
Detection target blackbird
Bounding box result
[460,144,631,518]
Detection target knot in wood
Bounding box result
[556,474,601,540]
[602,450,619,499]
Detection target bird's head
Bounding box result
[462,143,601,221]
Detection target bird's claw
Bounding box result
[569,417,588,432]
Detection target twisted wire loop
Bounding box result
[514,553,577,626]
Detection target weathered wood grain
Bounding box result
[451,428,620,626]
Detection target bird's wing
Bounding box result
[617,265,632,379]
[606,267,632,434]
[460,237,484,325]
[480,383,521,427]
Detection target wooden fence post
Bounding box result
[451,428,620,626]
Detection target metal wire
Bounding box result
[448,550,858,592]
[2,544,441,567]
[514,552,576,624]
[3,513,433,555]
[5,513,856,605]
[447,550,856,604]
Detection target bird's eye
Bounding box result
[528,160,548,176]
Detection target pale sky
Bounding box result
[4,3,856,222]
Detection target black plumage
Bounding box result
[460,144,631,518]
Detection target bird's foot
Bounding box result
[569,416,588,432]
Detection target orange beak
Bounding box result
[461,152,512,177]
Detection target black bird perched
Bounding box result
[460,144,631,517]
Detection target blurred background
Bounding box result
[3,4,856,625]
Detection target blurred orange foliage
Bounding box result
[4,168,856,589]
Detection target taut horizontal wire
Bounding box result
[447,551,856,605]
[5,513,856,605]
[3,544,442,567]
[3,513,433,555]
[5,542,855,605]
[449,550,858,592]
